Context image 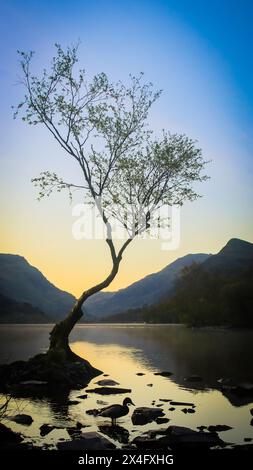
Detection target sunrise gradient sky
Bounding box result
[0,0,252,297]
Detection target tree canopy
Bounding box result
[15,44,207,243]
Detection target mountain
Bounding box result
[203,238,253,271]
[0,293,48,323]
[84,253,211,318]
[138,238,253,327]
[0,254,76,320]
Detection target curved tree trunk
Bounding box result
[47,240,131,361]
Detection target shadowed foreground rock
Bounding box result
[57,432,116,450]
[158,426,225,449]
[0,423,33,450]
[132,407,165,425]
[0,353,101,397]
[132,426,225,450]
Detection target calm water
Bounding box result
[0,324,253,448]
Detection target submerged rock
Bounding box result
[143,429,168,439]
[159,426,224,449]
[156,417,170,424]
[154,371,173,377]
[170,401,195,407]
[99,425,129,444]
[132,407,165,425]
[132,435,170,449]
[57,432,115,450]
[40,424,63,436]
[208,425,232,432]
[10,414,33,425]
[86,387,131,395]
[95,379,119,386]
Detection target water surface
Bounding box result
[0,324,253,448]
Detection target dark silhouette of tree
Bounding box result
[14,44,207,360]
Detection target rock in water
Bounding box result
[132,407,165,425]
[10,414,33,425]
[57,432,115,450]
[132,435,170,449]
[40,424,59,436]
[170,401,195,407]
[208,425,232,432]
[156,417,170,424]
[86,387,131,395]
[0,354,102,397]
[154,371,173,377]
[159,426,224,449]
[95,379,119,386]
[99,425,129,444]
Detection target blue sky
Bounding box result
[0,0,252,294]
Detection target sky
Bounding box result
[0,0,252,297]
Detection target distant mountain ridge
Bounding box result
[0,254,76,320]
[84,253,211,318]
[0,238,252,323]
[102,238,253,325]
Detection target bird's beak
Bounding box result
[130,400,135,406]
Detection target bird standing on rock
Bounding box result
[98,397,135,426]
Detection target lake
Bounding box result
[0,324,253,448]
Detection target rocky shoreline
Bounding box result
[1,361,253,452]
[0,353,102,397]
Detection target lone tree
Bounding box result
[15,44,207,361]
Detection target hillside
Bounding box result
[140,238,253,326]
[203,238,253,271]
[0,293,48,323]
[85,253,211,318]
[0,254,76,320]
